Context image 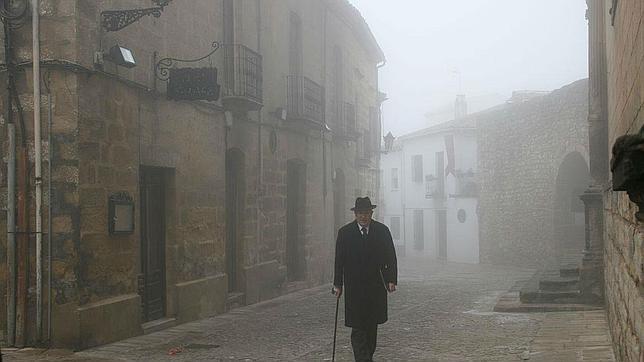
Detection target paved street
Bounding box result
[4,258,615,361]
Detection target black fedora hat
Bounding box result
[351,197,377,211]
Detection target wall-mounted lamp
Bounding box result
[107,45,137,68]
[271,107,288,121]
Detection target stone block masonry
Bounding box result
[477,80,589,267]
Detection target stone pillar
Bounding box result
[586,0,609,186]
[579,0,608,304]
[579,188,604,304]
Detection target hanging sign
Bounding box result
[167,67,220,101]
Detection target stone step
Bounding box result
[559,266,580,278]
[226,292,246,311]
[142,317,177,335]
[494,292,604,313]
[539,277,580,292]
[520,289,583,304]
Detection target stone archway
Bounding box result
[553,152,590,255]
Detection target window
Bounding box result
[390,216,401,240]
[391,168,399,189]
[434,152,445,197]
[289,12,303,76]
[425,174,435,197]
[412,155,423,182]
[413,210,424,250]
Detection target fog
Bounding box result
[349,0,589,135]
[1,0,632,359]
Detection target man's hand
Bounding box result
[333,286,343,298]
[387,283,396,293]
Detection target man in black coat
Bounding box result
[333,197,398,362]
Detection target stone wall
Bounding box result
[602,0,644,359]
[477,80,589,267]
[0,0,384,349]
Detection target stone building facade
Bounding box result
[0,0,384,349]
[477,81,590,267]
[586,0,643,360]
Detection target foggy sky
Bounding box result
[348,0,589,136]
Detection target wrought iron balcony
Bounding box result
[221,44,263,112]
[287,75,325,125]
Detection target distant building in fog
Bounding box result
[381,96,479,263]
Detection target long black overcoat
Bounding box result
[333,220,398,329]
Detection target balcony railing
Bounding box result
[287,75,325,125]
[222,44,263,108]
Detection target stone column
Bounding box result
[579,188,604,304]
[579,0,609,304]
[586,0,609,185]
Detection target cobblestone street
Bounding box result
[4,258,615,361]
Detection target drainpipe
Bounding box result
[47,92,52,343]
[32,0,44,342]
[5,16,16,347]
[255,0,263,276]
[376,60,386,206]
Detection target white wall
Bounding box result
[380,128,479,263]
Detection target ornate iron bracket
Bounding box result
[155,41,221,81]
[101,0,173,32]
[610,125,644,222]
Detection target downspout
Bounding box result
[322,5,328,229]
[376,60,386,207]
[32,0,44,342]
[5,16,16,347]
[47,90,52,343]
[255,0,263,270]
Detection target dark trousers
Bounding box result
[351,324,378,362]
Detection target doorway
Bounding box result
[287,159,306,281]
[140,167,167,322]
[436,210,447,259]
[333,168,346,232]
[226,149,245,293]
[554,152,590,254]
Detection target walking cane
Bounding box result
[332,288,340,362]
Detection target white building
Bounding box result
[380,105,479,263]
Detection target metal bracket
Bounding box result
[101,0,173,32]
[155,41,220,81]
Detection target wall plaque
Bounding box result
[109,192,135,235]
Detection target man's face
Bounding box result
[354,210,373,226]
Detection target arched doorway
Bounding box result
[554,152,590,255]
[286,159,306,281]
[226,148,245,292]
[333,169,346,232]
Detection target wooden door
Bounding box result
[140,167,166,322]
[287,160,306,281]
